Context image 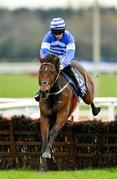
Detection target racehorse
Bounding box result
[38,54,100,172]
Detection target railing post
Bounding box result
[69,126,77,169]
[108,103,115,121]
[9,121,17,168]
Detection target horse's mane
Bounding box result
[40,54,60,66]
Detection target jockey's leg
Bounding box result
[62,65,86,97]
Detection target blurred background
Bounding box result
[0,0,117,98]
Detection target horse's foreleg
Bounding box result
[40,118,49,154]
[40,118,49,172]
[42,111,67,159]
[42,124,59,159]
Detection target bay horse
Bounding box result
[38,54,100,172]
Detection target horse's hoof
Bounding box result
[39,166,46,174]
[42,152,51,159]
[93,107,101,116]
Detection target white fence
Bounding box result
[72,97,117,121]
[0,98,39,118]
[0,97,117,121]
[0,62,117,74]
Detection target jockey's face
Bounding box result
[52,29,64,40]
[55,33,63,40]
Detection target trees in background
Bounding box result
[0,7,116,62]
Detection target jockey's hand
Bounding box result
[59,65,64,71]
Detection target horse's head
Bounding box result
[39,54,60,99]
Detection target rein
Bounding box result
[49,81,70,95]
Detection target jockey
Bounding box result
[35,17,86,102]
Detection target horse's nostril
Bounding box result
[41,91,49,99]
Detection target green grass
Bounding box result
[0,74,38,97]
[0,73,116,97]
[99,73,117,97]
[0,167,117,179]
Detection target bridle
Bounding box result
[40,62,60,87]
[40,62,70,97]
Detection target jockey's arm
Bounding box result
[60,43,75,69]
[60,32,75,69]
[40,32,51,59]
[40,43,50,58]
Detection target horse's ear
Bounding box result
[39,56,44,64]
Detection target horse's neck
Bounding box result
[50,76,60,92]
[51,75,66,93]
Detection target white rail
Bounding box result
[73,97,117,121]
[0,97,117,121]
[0,98,39,118]
[0,62,117,73]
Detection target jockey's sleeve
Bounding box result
[60,40,75,68]
[40,32,51,58]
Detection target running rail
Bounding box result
[0,97,117,121]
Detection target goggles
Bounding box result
[51,30,64,35]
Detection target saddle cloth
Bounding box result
[61,70,87,100]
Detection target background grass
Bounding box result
[0,73,116,97]
[99,73,117,97]
[0,167,117,179]
[0,74,38,97]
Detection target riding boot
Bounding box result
[62,65,85,97]
[34,91,40,102]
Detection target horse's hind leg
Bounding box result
[39,157,48,173]
[82,72,101,116]
[82,71,94,104]
[91,102,101,116]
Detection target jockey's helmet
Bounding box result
[50,17,65,31]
